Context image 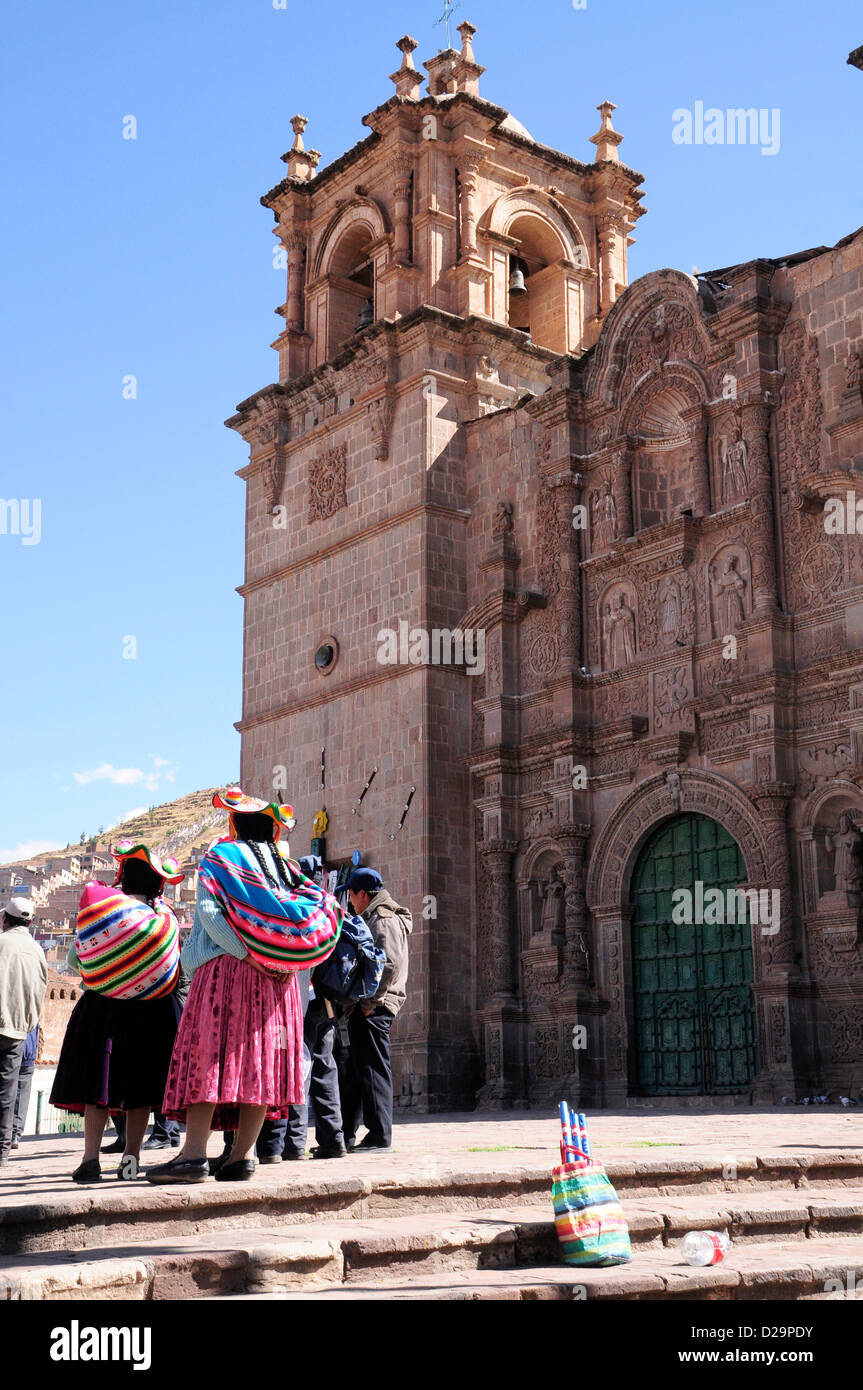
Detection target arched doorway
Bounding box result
[630,813,757,1095]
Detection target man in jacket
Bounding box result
[343,868,412,1153]
[0,898,47,1165]
[281,855,347,1161]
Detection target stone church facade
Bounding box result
[227,27,863,1109]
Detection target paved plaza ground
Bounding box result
[3,1104,860,1204]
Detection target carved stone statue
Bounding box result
[603,591,636,669]
[493,499,513,536]
[827,812,863,899]
[592,480,617,554]
[711,555,748,634]
[719,426,748,503]
[666,769,682,811]
[730,428,749,493]
[659,578,682,645]
[539,866,566,938]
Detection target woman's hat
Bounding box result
[111,839,185,885]
[213,786,297,838]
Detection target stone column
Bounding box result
[591,905,630,1104]
[741,400,779,616]
[547,470,584,670]
[596,213,621,317]
[390,157,413,266]
[477,839,525,1108]
[682,406,710,516]
[285,233,306,331]
[457,154,483,260]
[479,839,518,998]
[611,446,633,539]
[750,783,798,1098]
[553,824,592,988]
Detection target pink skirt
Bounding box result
[161,953,303,1131]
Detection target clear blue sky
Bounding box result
[0,0,860,862]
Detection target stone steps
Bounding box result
[4,1188,863,1301]
[4,1150,862,1258]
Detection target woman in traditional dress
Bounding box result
[51,841,184,1183]
[147,787,342,1185]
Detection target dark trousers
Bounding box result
[342,1006,394,1145]
[284,998,343,1154]
[0,1036,25,1159]
[13,1064,34,1142]
[150,1111,180,1142]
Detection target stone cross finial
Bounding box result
[390,34,424,99]
[589,100,624,163]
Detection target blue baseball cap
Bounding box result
[346,867,383,895]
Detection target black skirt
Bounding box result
[50,988,182,1114]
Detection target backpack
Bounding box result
[313,907,387,1005]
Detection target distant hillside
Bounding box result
[10,786,235,871]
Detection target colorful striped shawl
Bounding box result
[76,881,180,1000]
[197,839,342,972]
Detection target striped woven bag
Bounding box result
[551,1157,632,1267]
[76,881,180,1000]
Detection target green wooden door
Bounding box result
[630,814,757,1095]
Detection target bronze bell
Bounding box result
[508,261,527,296]
[356,297,374,331]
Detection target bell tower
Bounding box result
[227,26,646,1110]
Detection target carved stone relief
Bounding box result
[599,581,638,671]
[708,543,752,638]
[308,442,347,523]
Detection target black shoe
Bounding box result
[344,1138,356,1151]
[145,1156,210,1184]
[209,1147,232,1177]
[214,1159,256,1182]
[282,1148,307,1161]
[142,1136,178,1151]
[312,1144,347,1159]
[72,1159,102,1183]
[101,1137,125,1154]
[257,1153,282,1164]
[353,1135,392,1152]
[116,1156,141,1181]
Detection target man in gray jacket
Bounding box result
[343,868,412,1152]
[0,898,47,1165]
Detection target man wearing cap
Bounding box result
[0,898,47,1165]
[343,868,412,1153]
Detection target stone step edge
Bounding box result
[5,1150,863,1234]
[6,1233,863,1303]
[4,1197,863,1301]
[5,1185,862,1268]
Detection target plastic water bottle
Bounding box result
[680,1230,730,1266]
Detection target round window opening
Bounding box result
[314,636,339,675]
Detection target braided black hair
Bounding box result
[234,811,296,889]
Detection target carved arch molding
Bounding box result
[586,769,770,911]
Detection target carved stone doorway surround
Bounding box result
[585,769,797,1102]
